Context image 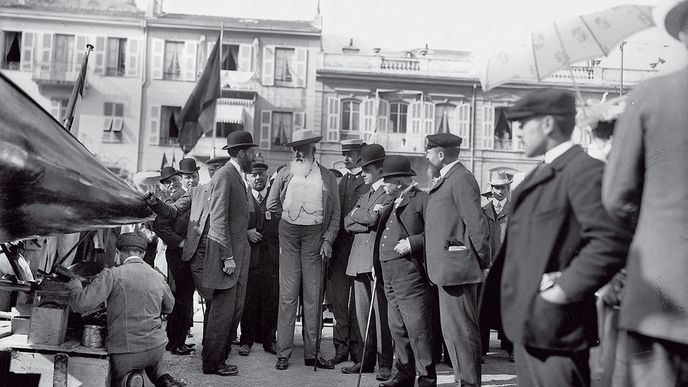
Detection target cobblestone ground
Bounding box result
[160,318,517,387]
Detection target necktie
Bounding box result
[257,193,264,203]
[495,202,502,214]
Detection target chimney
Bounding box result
[146,0,163,17]
[342,38,360,55]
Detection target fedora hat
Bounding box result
[222,130,258,150]
[379,155,416,178]
[665,0,688,40]
[357,144,386,168]
[159,166,179,183]
[488,170,513,186]
[284,129,323,148]
[341,139,366,155]
[178,158,200,174]
[206,156,230,167]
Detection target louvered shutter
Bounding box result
[377,100,389,134]
[182,41,198,81]
[360,98,375,143]
[125,38,140,77]
[238,44,252,72]
[423,102,435,134]
[39,33,53,76]
[294,47,308,88]
[326,97,340,142]
[482,103,495,149]
[456,103,471,148]
[259,110,272,149]
[409,101,422,134]
[92,36,105,75]
[261,46,274,86]
[151,38,164,80]
[149,105,161,145]
[20,32,35,72]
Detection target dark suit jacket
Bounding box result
[152,183,211,262]
[425,162,490,286]
[206,162,249,290]
[374,187,428,273]
[247,185,279,269]
[482,200,509,266]
[332,172,368,262]
[344,185,393,276]
[267,163,340,244]
[485,145,629,352]
[603,67,688,345]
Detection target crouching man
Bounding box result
[67,232,184,387]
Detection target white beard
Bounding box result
[290,158,314,178]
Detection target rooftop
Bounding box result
[0,0,144,16]
[151,13,321,34]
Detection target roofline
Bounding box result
[0,9,144,27]
[147,18,321,37]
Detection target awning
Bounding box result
[215,104,244,124]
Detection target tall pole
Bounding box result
[63,44,94,133]
[619,41,627,96]
[213,23,223,158]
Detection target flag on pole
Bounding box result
[177,35,222,154]
[437,111,449,133]
[171,150,176,168]
[63,44,93,134]
[161,153,169,169]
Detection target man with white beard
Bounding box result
[267,129,341,371]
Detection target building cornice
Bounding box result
[0,9,144,27]
[145,21,321,38]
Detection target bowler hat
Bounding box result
[380,155,416,178]
[115,232,148,251]
[341,139,366,155]
[665,0,688,40]
[505,88,576,121]
[159,166,179,183]
[222,130,258,150]
[206,156,230,167]
[425,133,463,149]
[357,144,386,168]
[249,162,269,174]
[178,158,200,174]
[488,170,513,186]
[284,129,323,148]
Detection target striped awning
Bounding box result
[215,104,244,124]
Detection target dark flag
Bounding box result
[171,150,176,168]
[161,152,169,169]
[63,44,93,132]
[177,35,221,154]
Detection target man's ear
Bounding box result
[541,115,556,136]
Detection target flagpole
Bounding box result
[63,44,93,133]
[212,23,223,158]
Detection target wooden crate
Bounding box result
[28,305,70,346]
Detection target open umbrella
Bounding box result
[481,4,655,92]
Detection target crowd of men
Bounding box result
[58,2,688,386]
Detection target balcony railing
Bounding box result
[32,61,78,84]
[381,58,420,71]
[545,66,653,87]
[220,70,259,91]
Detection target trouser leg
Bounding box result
[201,287,236,368]
[327,245,353,357]
[276,220,303,359]
[109,344,165,387]
[260,243,279,345]
[299,224,324,360]
[354,273,377,368]
[240,263,261,346]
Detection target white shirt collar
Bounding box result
[252,187,268,201]
[492,197,506,210]
[123,256,141,264]
[229,158,247,186]
[544,140,575,164]
[440,160,461,178]
[371,178,384,191]
[349,167,362,175]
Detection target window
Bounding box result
[163,41,183,80]
[221,44,239,71]
[390,102,408,133]
[103,102,125,142]
[2,31,21,70]
[271,112,293,146]
[53,34,74,74]
[106,38,126,76]
[274,48,295,86]
[213,122,243,138]
[341,100,360,133]
[435,104,456,133]
[50,98,69,122]
[159,106,181,145]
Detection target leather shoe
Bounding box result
[170,345,194,355]
[304,357,334,369]
[202,364,238,376]
[328,352,348,365]
[276,357,289,370]
[238,345,251,356]
[263,342,277,355]
[184,342,195,348]
[379,375,414,387]
[341,363,374,374]
[376,367,392,381]
[156,373,186,387]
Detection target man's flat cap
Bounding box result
[115,232,148,251]
[506,88,576,121]
[425,133,463,149]
[249,162,268,174]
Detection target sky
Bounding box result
[150,0,687,73]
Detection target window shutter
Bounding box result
[261,46,274,86]
[149,105,161,145]
[39,33,53,76]
[294,47,308,88]
[481,103,495,149]
[50,99,60,119]
[456,103,471,148]
[377,100,390,134]
[182,41,198,81]
[326,97,340,142]
[423,102,435,134]
[293,111,305,132]
[103,117,113,132]
[151,38,164,80]
[408,101,422,134]
[260,110,272,149]
[238,44,253,72]
[20,32,35,72]
[125,38,140,78]
[112,118,124,132]
[360,98,375,143]
[92,36,105,75]
[73,35,88,75]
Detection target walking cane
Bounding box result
[314,258,328,371]
[357,273,378,387]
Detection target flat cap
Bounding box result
[506,88,576,121]
[249,162,268,174]
[115,232,148,251]
[425,133,463,149]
